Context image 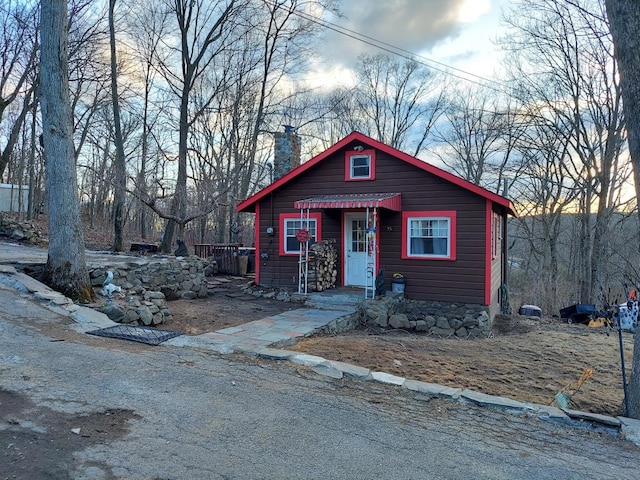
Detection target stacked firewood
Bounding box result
[307,240,338,291]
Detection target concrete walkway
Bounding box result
[167,307,356,354]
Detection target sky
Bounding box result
[306,0,509,88]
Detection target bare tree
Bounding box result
[39,0,93,302]
[435,87,524,192]
[153,0,241,253]
[502,0,627,305]
[508,108,581,313]
[335,53,445,157]
[605,0,640,421]
[109,0,127,251]
[0,0,39,178]
[125,1,168,239]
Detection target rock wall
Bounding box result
[0,215,45,245]
[87,256,218,326]
[88,256,216,301]
[360,296,491,338]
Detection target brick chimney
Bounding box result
[273,125,301,179]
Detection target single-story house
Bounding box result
[237,131,516,320]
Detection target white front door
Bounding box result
[344,213,367,286]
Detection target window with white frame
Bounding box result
[283,218,317,254]
[345,149,375,181]
[350,154,371,178]
[406,216,451,258]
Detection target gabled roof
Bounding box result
[237,131,516,216]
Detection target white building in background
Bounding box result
[0,183,29,213]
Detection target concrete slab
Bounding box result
[460,389,532,412]
[257,332,296,343]
[216,326,245,335]
[34,290,71,305]
[371,371,405,386]
[164,335,235,354]
[70,306,116,330]
[12,271,55,294]
[535,405,570,422]
[256,348,299,360]
[290,353,327,367]
[324,360,372,381]
[562,409,621,427]
[404,379,457,397]
[312,364,344,379]
[617,416,640,447]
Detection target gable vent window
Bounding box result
[345,149,375,181]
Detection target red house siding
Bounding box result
[252,146,488,303]
[239,132,515,308]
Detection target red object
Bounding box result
[296,228,310,243]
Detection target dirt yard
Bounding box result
[162,280,635,417]
[161,276,299,334]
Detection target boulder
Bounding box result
[388,313,411,329]
[436,317,450,329]
[371,314,389,327]
[137,306,153,325]
[98,303,125,323]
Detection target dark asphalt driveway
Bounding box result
[0,286,638,479]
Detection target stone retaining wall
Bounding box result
[87,256,218,326]
[0,215,45,245]
[361,296,491,338]
[88,256,217,301]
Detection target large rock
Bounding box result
[436,316,450,329]
[429,326,454,336]
[98,303,125,323]
[388,313,411,329]
[137,306,153,325]
[371,314,389,327]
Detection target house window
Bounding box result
[345,149,375,181]
[401,211,457,260]
[279,213,322,256]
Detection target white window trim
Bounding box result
[283,218,317,254]
[406,216,451,259]
[349,154,371,179]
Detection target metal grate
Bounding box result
[87,325,183,345]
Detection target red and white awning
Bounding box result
[294,193,402,211]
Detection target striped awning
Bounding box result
[294,193,402,211]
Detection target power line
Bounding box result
[266,1,512,94]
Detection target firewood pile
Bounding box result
[307,240,338,291]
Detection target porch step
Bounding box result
[304,290,363,312]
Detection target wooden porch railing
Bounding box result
[193,243,241,275]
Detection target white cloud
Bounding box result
[456,0,491,23]
[307,0,508,88]
[318,0,470,67]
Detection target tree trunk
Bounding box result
[606,0,640,419]
[39,0,94,303]
[109,0,127,252]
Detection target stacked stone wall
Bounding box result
[0,215,45,245]
[360,296,491,338]
[88,256,216,300]
[88,256,217,326]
